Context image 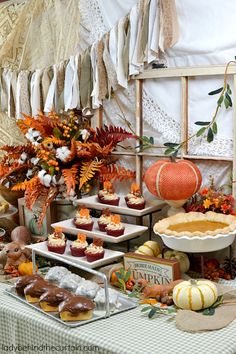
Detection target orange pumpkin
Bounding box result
[18,261,37,276]
[144,159,202,201]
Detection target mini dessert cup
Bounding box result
[73,218,94,231]
[99,197,120,206]
[126,200,145,210]
[70,245,87,257]
[47,243,66,254]
[85,250,105,262]
[97,220,109,232]
[106,228,125,237]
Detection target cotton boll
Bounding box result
[56,146,71,162]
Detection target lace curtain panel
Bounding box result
[0,0,234,189]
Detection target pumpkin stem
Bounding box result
[189,279,197,285]
[170,155,176,163]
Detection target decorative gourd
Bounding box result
[163,250,190,273]
[173,279,218,311]
[144,159,202,211]
[18,261,37,276]
[135,241,162,257]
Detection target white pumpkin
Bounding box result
[173,279,218,311]
[135,241,162,257]
[163,250,190,273]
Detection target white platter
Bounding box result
[159,232,236,253]
[51,218,148,243]
[26,241,124,269]
[76,194,165,216]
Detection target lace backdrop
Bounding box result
[0,0,234,192]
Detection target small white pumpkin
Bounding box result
[135,241,162,257]
[173,279,218,311]
[163,250,190,273]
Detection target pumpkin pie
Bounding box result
[154,211,236,237]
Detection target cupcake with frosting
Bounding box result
[47,227,66,254]
[125,183,145,210]
[84,237,105,262]
[74,208,94,231]
[105,215,125,237]
[97,208,112,232]
[98,181,120,206]
[70,233,88,257]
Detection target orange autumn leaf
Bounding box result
[79,159,104,189]
[62,164,78,195]
[11,176,40,191]
[94,142,114,155]
[111,215,121,224]
[54,227,63,234]
[139,299,158,305]
[43,136,66,146]
[100,164,136,182]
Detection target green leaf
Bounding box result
[120,268,125,277]
[148,308,157,319]
[203,307,215,316]
[225,92,232,107]
[48,166,55,175]
[211,295,223,308]
[124,270,131,282]
[115,271,122,280]
[53,127,62,138]
[208,87,223,95]
[164,148,175,155]
[142,136,151,143]
[194,121,210,126]
[149,137,154,145]
[217,95,224,106]
[207,128,214,143]
[141,306,152,312]
[227,84,232,95]
[196,127,206,137]
[212,122,218,134]
[163,142,179,147]
[224,97,230,109]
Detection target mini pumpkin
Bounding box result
[163,250,190,273]
[135,241,162,257]
[18,261,37,276]
[173,279,218,311]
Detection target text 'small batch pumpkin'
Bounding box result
[144,158,202,215]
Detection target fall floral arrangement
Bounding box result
[184,181,235,215]
[0,110,136,225]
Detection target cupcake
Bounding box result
[84,238,105,262]
[70,233,88,257]
[125,183,145,210]
[97,181,120,206]
[47,227,66,254]
[97,208,112,232]
[73,208,94,231]
[105,215,125,237]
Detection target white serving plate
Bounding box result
[159,232,236,253]
[76,194,165,216]
[51,218,148,243]
[26,241,124,269]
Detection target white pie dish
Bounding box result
[158,232,235,253]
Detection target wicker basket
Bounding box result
[0,184,24,206]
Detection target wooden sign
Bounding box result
[124,252,180,285]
